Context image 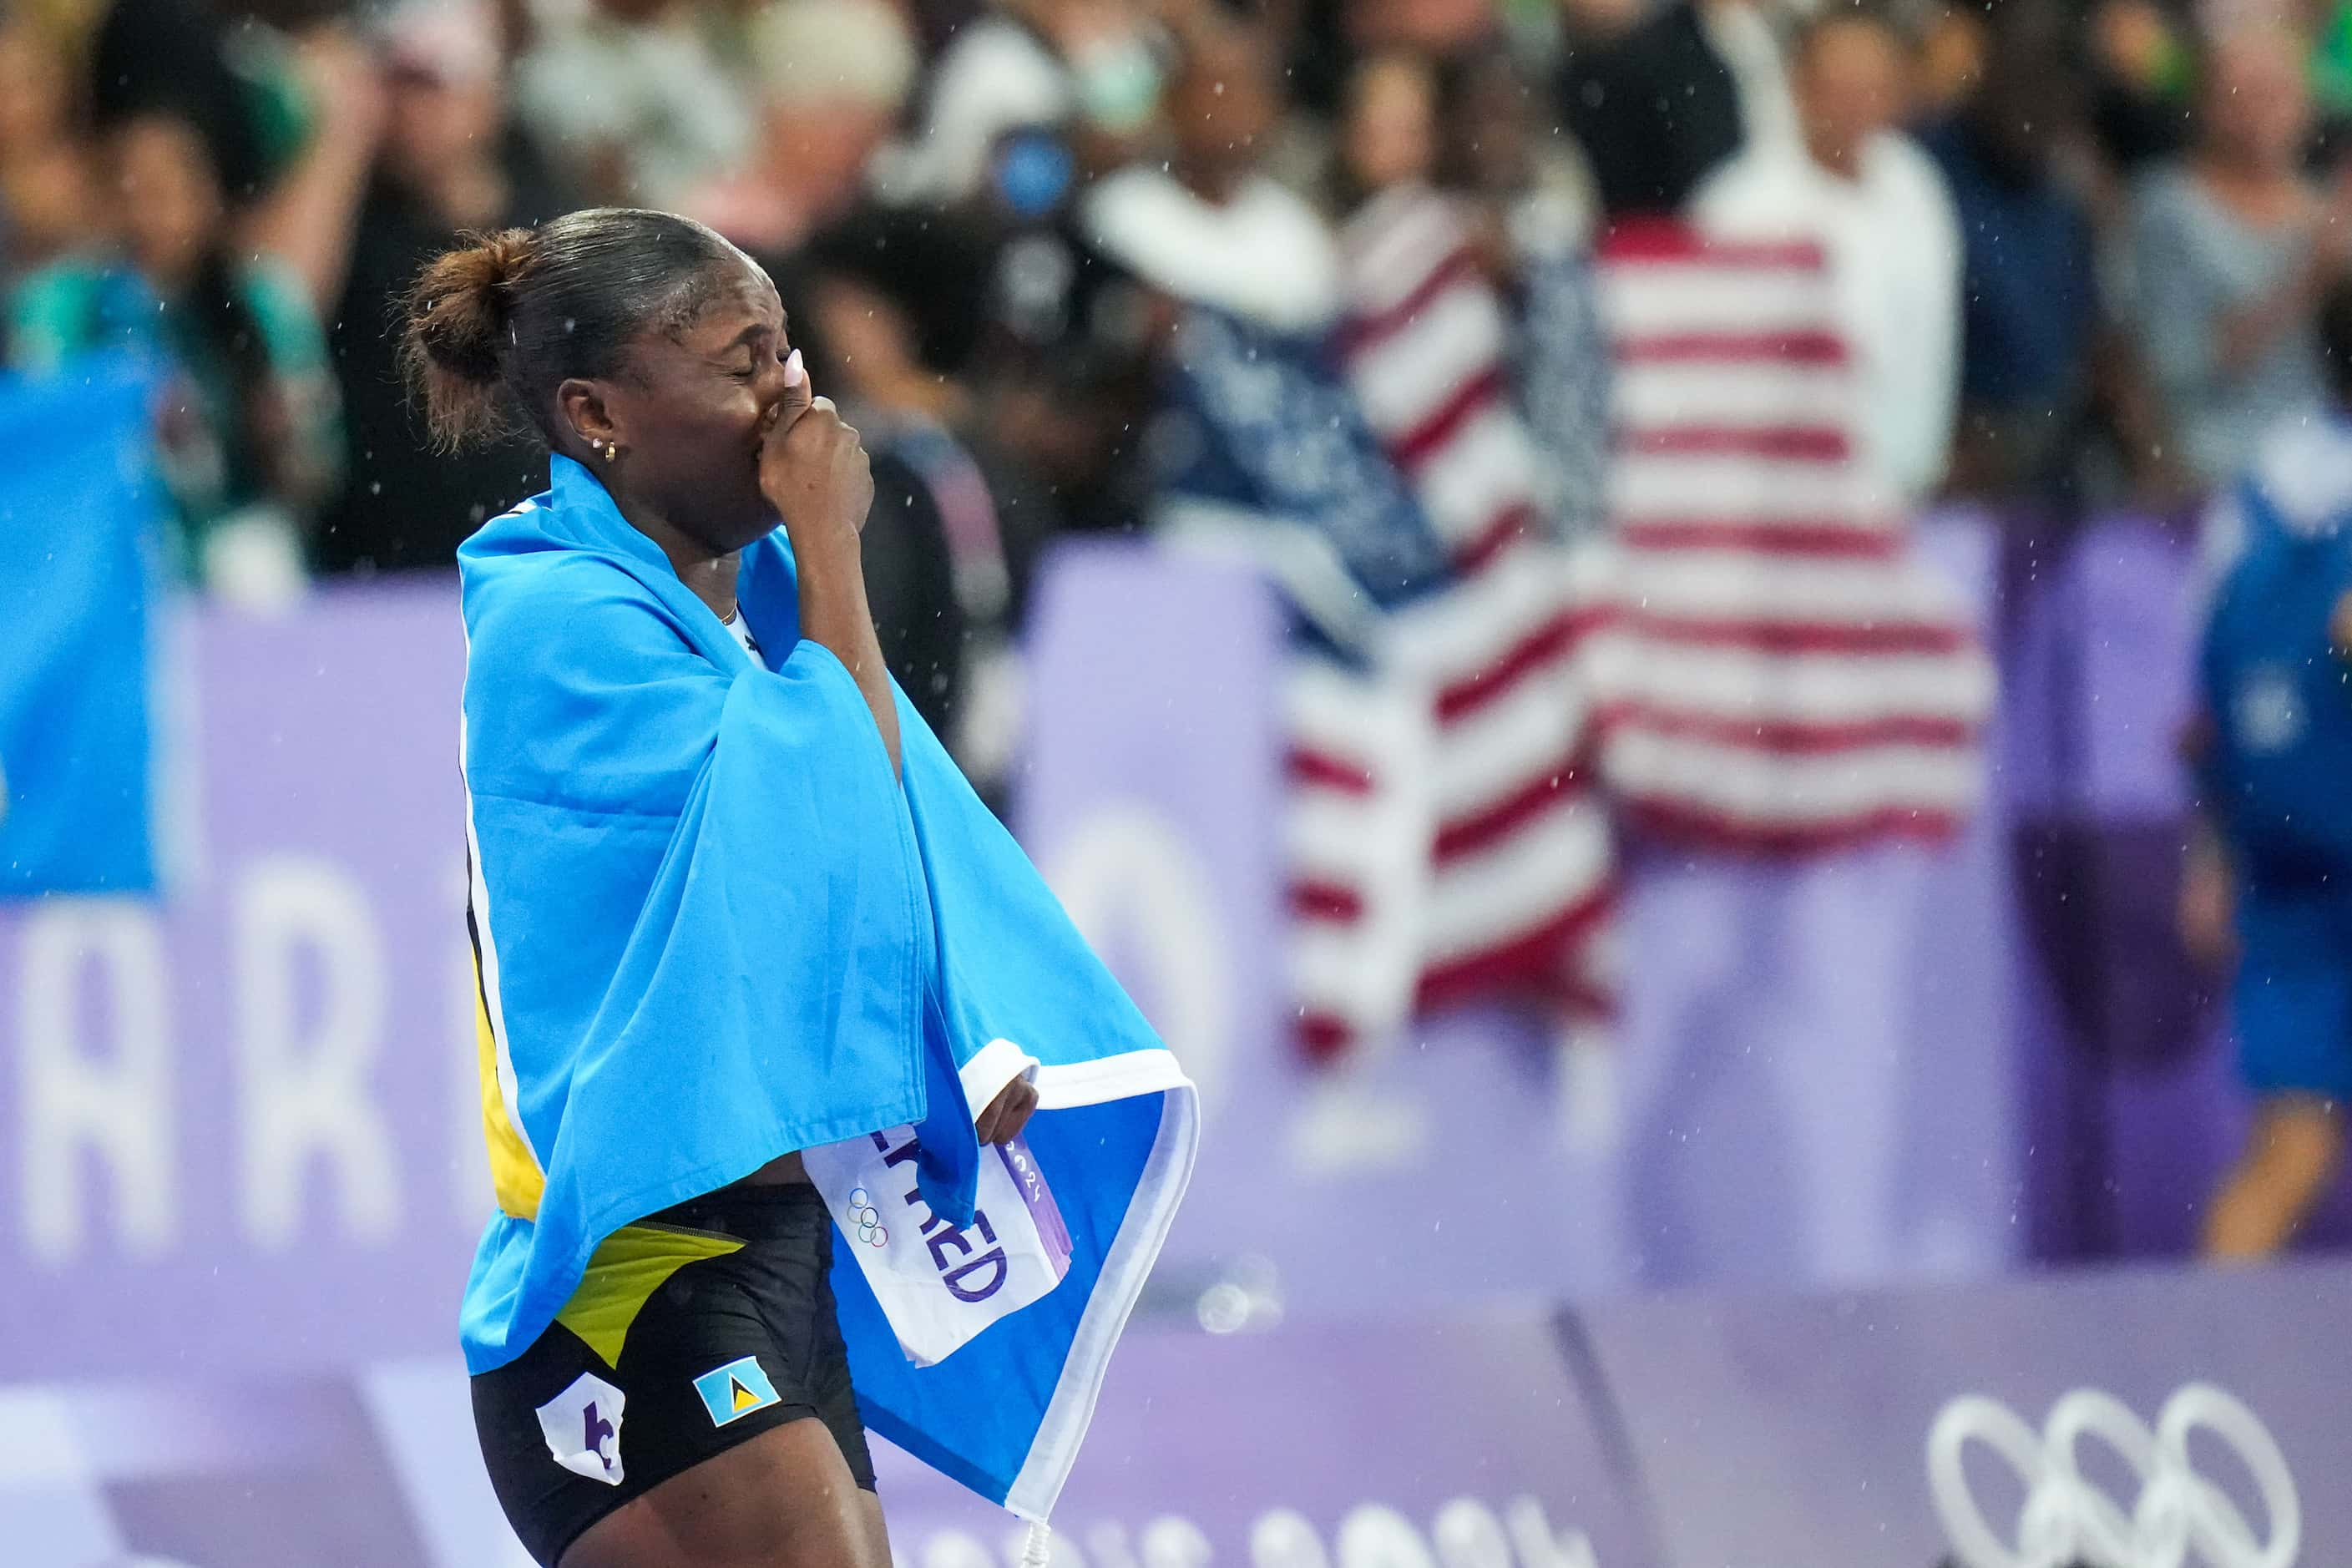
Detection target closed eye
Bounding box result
[729,343,787,381]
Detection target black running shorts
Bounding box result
[471,1183,876,1566]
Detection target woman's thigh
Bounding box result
[474,1189,882,1566]
[560,1414,891,1568]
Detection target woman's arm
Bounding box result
[241,260,344,516]
[242,28,387,316]
[795,500,902,778]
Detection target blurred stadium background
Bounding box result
[3,0,2349,1562]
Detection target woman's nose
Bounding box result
[754,355,791,408]
[754,347,807,423]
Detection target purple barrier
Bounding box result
[3,1259,2338,1567]
[0,1316,1657,1568]
[1581,1257,2347,1566]
[0,589,483,1380]
[1999,515,2352,1257]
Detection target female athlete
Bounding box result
[406,207,1041,1568]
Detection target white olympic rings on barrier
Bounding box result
[1929,1383,2299,1568]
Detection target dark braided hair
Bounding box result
[399,208,746,453]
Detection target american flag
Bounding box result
[1280,189,1616,1060]
[1151,213,1986,1060]
[1585,222,1993,852]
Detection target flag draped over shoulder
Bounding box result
[457,456,1196,1520]
[1589,223,1992,851]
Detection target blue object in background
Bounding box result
[2199,420,2352,887]
[0,354,164,896]
[994,129,1075,219]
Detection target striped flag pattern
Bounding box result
[1286,190,1617,1060]
[1585,222,1993,852]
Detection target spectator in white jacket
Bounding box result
[1694,9,1963,503]
[514,0,751,208]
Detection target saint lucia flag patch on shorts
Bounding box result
[692,1355,781,1427]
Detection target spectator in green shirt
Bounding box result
[8,107,339,602]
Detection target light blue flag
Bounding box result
[457,455,1196,1520]
[0,355,164,897]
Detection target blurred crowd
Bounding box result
[8,0,2352,669]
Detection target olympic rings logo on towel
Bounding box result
[845,1186,888,1249]
[1928,1383,2300,1568]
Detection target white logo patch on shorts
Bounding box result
[536,1371,626,1485]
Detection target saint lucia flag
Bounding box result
[694,1356,782,1427]
[457,457,1196,1525]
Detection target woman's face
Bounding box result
[110,116,225,284]
[812,273,918,408]
[385,67,503,189]
[1170,36,1279,188]
[2202,31,2311,175]
[0,26,71,156]
[1451,56,1534,196]
[588,255,799,552]
[1343,55,1437,196]
[1796,18,1905,170]
[3,143,95,260]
